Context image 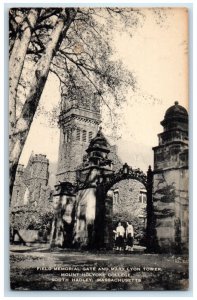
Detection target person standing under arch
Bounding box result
[125,221,134,252]
[113,222,125,251]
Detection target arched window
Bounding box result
[114,189,119,204]
[24,187,30,205]
[67,130,70,142]
[139,191,147,204]
[76,128,80,141]
[82,130,87,142]
[89,131,93,142]
[63,131,66,143]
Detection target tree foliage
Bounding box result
[9,7,170,200]
[9,7,144,200]
[10,198,54,231]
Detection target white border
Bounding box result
[1,1,196,299]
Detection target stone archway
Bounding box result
[93,164,155,250]
[51,163,155,251]
[107,179,147,248]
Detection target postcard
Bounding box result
[9,7,189,291]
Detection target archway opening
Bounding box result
[106,178,147,251]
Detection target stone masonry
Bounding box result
[11,153,50,207]
[152,101,188,253]
[56,85,101,183]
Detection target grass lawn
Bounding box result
[10,245,189,291]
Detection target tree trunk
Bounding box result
[9,9,77,202]
[9,9,39,133]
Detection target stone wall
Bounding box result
[112,179,146,217]
[153,168,188,253]
[73,187,97,247]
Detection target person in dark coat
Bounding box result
[125,221,134,251]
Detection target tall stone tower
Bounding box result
[56,85,101,183]
[152,101,188,253]
[23,154,49,205]
[11,154,50,207]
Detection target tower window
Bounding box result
[82,130,87,142]
[89,131,93,142]
[114,190,119,204]
[67,130,71,142]
[76,128,80,141]
[139,192,147,204]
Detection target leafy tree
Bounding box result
[9,7,145,201]
[10,197,53,232]
[9,7,169,201]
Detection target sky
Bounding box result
[19,7,189,173]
